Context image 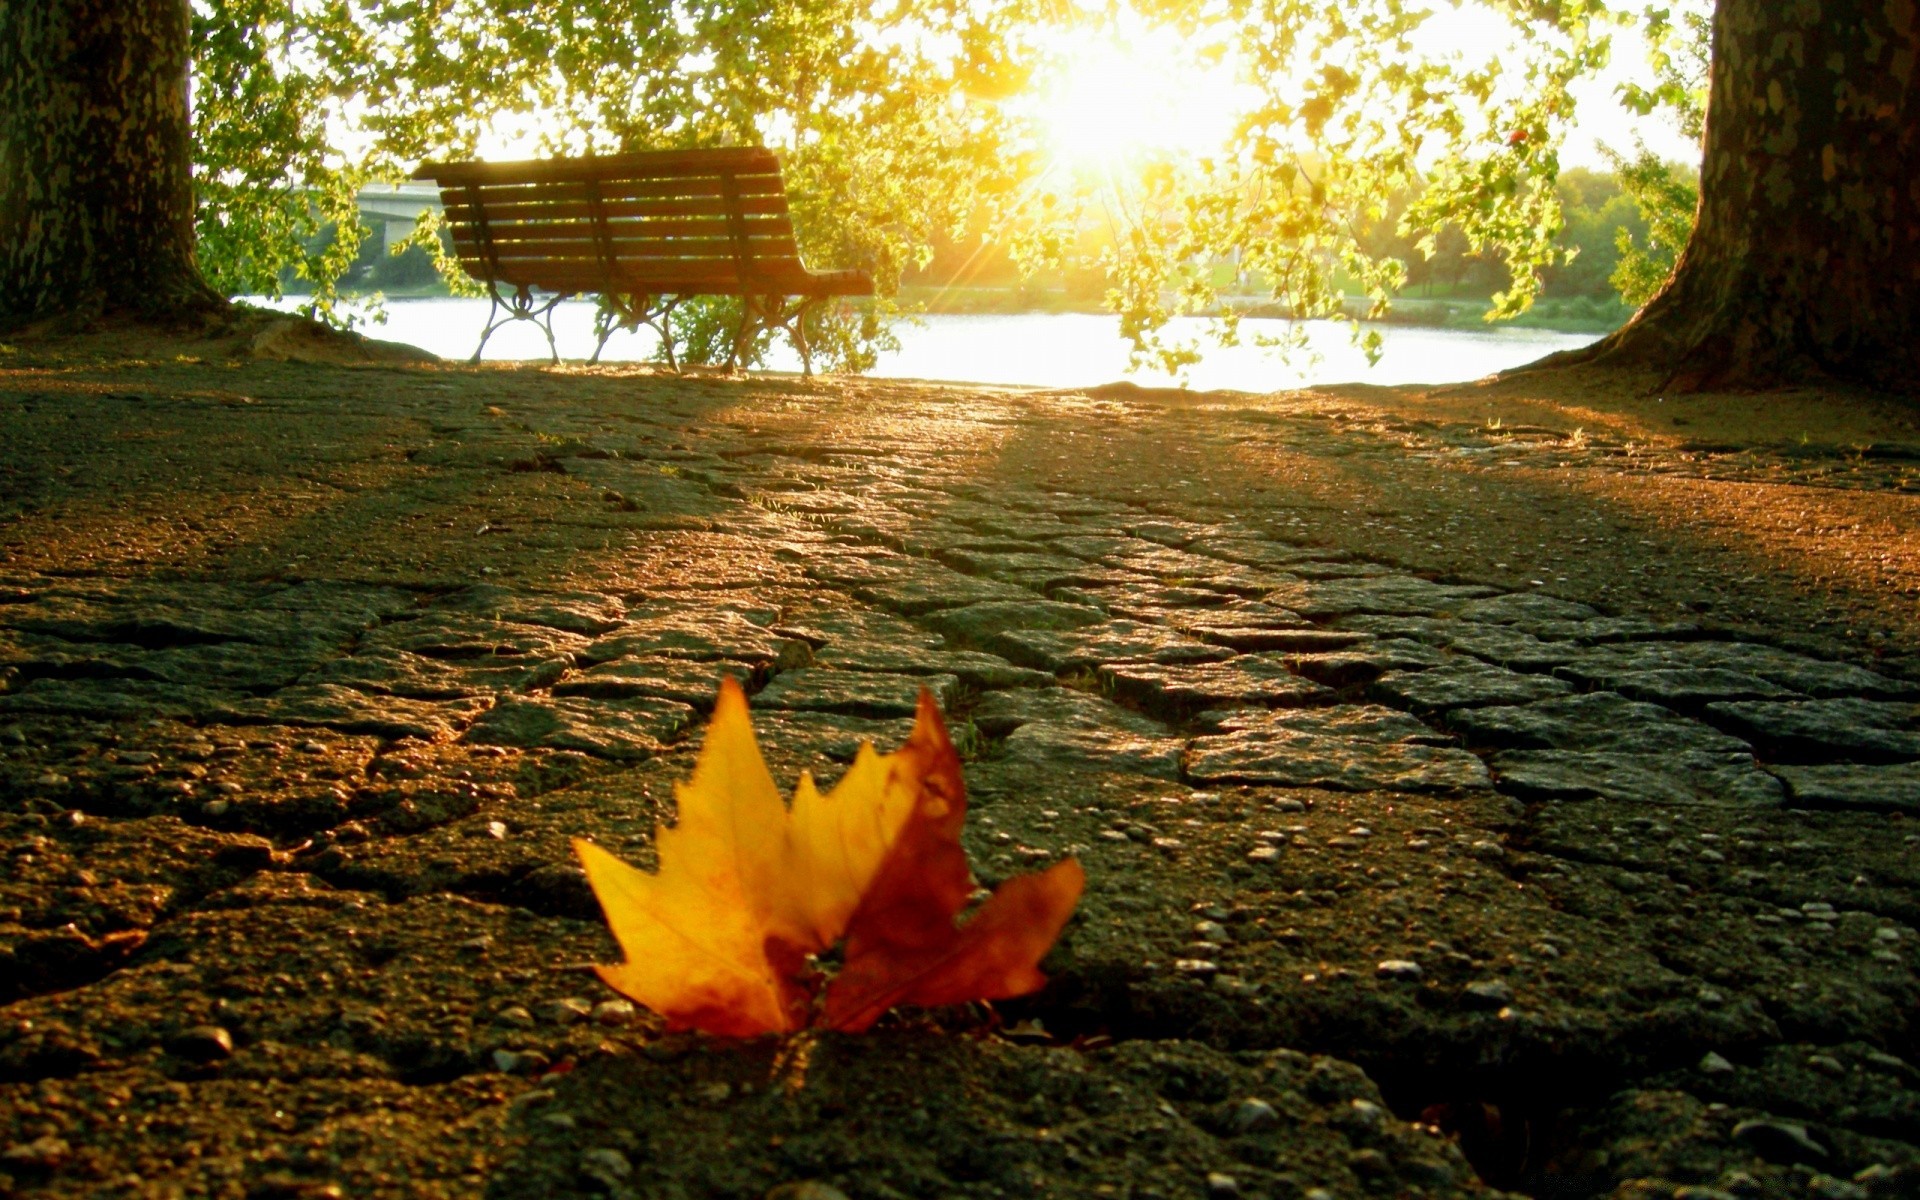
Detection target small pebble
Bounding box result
[1172,959,1219,978]
[1462,980,1512,1009]
[1375,959,1423,982]
[202,799,232,816]
[171,1025,234,1062]
[1193,920,1231,943]
[593,999,638,1027]
[1205,1172,1242,1198]
[298,740,328,754]
[1230,1098,1280,1133]
[578,1147,633,1183]
[544,997,594,1025]
[1875,928,1902,942]
[1246,845,1281,865]
[1273,797,1307,813]
[1698,1051,1735,1074]
[485,820,508,840]
[1807,1054,1845,1077]
[494,1005,535,1029]
[1,1136,71,1168]
[493,1049,552,1076]
[764,1184,852,1200]
[1731,1117,1828,1164]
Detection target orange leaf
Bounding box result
[823,691,1083,1031]
[575,679,1081,1037]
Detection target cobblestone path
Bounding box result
[2,359,1917,1199]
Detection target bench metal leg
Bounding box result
[729,294,829,377]
[473,284,566,364]
[592,294,680,370]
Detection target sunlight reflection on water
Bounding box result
[260,296,1601,392]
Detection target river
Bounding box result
[278,296,1602,391]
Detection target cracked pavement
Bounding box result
[2,345,1919,1200]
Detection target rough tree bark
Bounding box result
[0,0,224,322]
[1560,0,1917,391]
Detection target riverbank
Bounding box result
[2,320,1918,1199]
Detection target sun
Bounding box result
[1027,22,1246,172]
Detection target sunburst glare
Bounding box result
[1023,20,1247,173]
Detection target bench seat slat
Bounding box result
[478,264,874,298]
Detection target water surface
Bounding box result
[279,297,1601,391]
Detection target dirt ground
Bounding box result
[2,314,1918,1200]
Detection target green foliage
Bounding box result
[184,0,1703,370]
[1605,147,1698,306]
[1600,1,1707,308]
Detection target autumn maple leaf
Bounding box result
[572,677,1083,1037]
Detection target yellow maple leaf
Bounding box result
[573,676,1082,1037]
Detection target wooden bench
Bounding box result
[412,147,873,373]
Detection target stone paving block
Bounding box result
[1368,662,1572,714]
[811,644,1052,689]
[1102,545,1231,582]
[936,549,1091,579]
[924,600,1108,646]
[9,589,383,655]
[579,612,794,665]
[435,584,628,635]
[802,553,923,588]
[1491,749,1784,806]
[1525,617,1703,643]
[749,711,920,765]
[1668,641,1914,699]
[7,639,319,691]
[1186,538,1352,569]
[1103,655,1334,714]
[1283,638,1450,687]
[1556,665,1802,709]
[771,608,946,651]
[1186,705,1490,792]
[550,658,753,708]
[1284,560,1399,580]
[1265,575,1499,617]
[990,620,1233,672]
[1002,720,1185,780]
[364,614,590,661]
[462,695,691,760]
[1446,692,1755,756]
[1702,698,1920,763]
[224,684,489,741]
[1192,626,1368,653]
[306,647,572,698]
[1126,518,1216,546]
[849,571,1035,615]
[1045,534,1140,559]
[1769,762,1920,812]
[970,688,1171,738]
[751,668,960,718]
[1454,593,1602,624]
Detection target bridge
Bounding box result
[356,182,443,250]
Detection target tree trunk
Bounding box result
[0,0,224,322]
[1567,0,1918,391]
